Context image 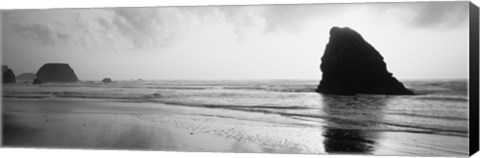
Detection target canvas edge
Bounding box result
[0,1,477,157]
[470,1,480,156]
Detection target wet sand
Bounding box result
[2,98,272,152]
[2,98,469,156]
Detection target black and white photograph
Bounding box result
[1,0,478,157]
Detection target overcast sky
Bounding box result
[1,1,470,80]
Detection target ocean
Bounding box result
[2,79,470,155]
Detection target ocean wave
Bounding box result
[222,86,317,93]
[385,112,468,121]
[279,113,468,137]
[3,80,469,139]
[414,96,468,102]
[122,98,469,137]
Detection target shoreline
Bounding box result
[2,98,469,156]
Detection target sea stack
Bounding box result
[102,78,112,83]
[316,27,414,95]
[3,65,16,83]
[36,63,78,83]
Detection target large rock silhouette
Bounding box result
[3,65,16,83]
[17,73,36,82]
[102,78,112,83]
[316,27,414,95]
[36,63,78,83]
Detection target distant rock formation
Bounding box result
[102,78,112,83]
[316,27,414,95]
[3,65,16,83]
[36,63,78,83]
[3,70,16,83]
[32,78,42,84]
[17,73,36,82]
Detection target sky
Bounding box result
[1,1,470,80]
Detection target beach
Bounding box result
[1,80,470,156]
[3,98,274,152]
